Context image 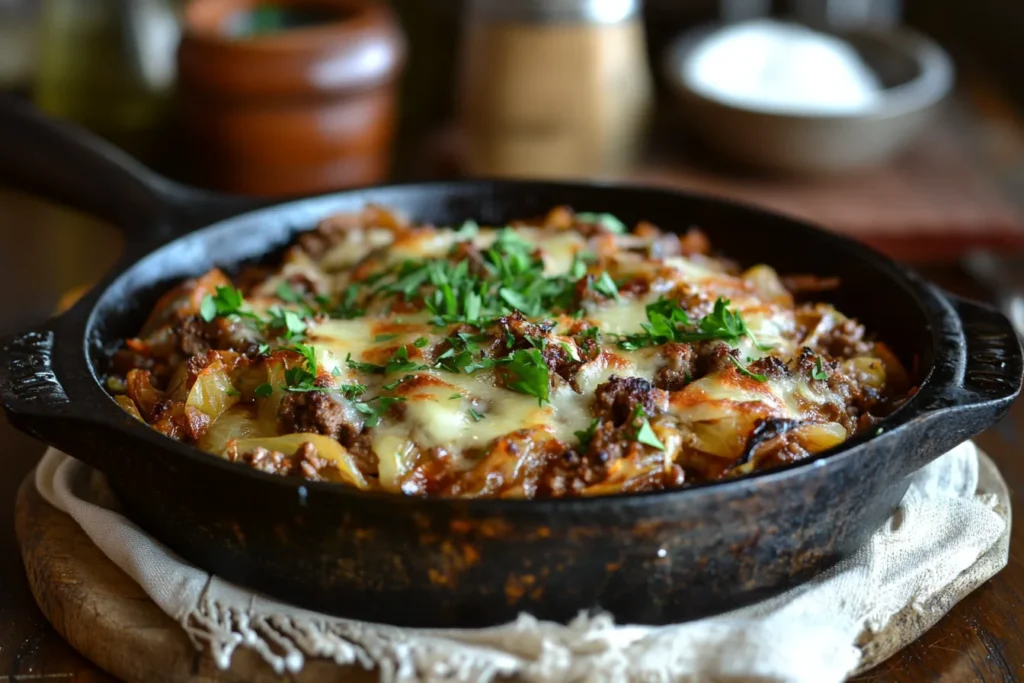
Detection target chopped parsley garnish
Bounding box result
[680,297,771,350]
[729,354,767,382]
[635,420,666,450]
[385,346,429,375]
[574,418,600,449]
[332,284,364,319]
[374,333,399,342]
[455,219,479,239]
[503,348,550,405]
[200,285,259,323]
[354,396,405,428]
[449,393,462,400]
[345,353,385,374]
[284,361,319,392]
[257,343,271,356]
[812,357,829,381]
[569,253,589,280]
[468,407,484,422]
[199,296,217,322]
[267,307,307,340]
[617,297,691,350]
[525,334,547,350]
[413,336,430,348]
[276,282,304,304]
[435,332,490,374]
[382,375,413,391]
[254,383,273,398]
[592,272,620,300]
[201,285,313,345]
[338,383,368,400]
[363,228,616,324]
[618,296,772,353]
[575,212,627,234]
[630,406,665,451]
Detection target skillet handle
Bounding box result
[0,96,261,251]
[0,323,76,430]
[898,293,1022,475]
[946,294,1023,406]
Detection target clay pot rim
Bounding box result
[183,0,400,54]
[179,0,406,97]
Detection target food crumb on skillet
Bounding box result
[107,205,912,499]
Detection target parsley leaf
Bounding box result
[504,348,550,405]
[338,383,367,400]
[560,341,581,361]
[268,307,307,340]
[354,396,405,428]
[569,253,589,280]
[385,346,428,374]
[592,272,620,300]
[382,375,413,391]
[812,357,828,381]
[729,354,767,382]
[346,353,385,374]
[575,212,627,234]
[200,285,258,323]
[455,219,479,239]
[635,420,666,450]
[254,383,273,398]
[199,296,217,322]
[574,418,600,449]
[630,406,665,450]
[276,282,303,304]
[333,284,364,319]
[413,336,429,348]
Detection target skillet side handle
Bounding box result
[900,294,1023,475]
[0,326,77,438]
[951,294,1024,406]
[0,96,263,246]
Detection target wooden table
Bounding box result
[0,186,1021,682]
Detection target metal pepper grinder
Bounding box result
[458,0,654,180]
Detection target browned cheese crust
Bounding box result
[107,206,913,498]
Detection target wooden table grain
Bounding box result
[0,186,1021,682]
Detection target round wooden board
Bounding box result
[13,474,376,683]
[14,455,1012,683]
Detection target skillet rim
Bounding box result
[71,178,968,511]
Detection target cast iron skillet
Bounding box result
[1,97,1021,628]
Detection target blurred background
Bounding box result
[1,0,1023,331]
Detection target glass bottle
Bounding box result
[33,0,181,161]
[459,0,654,180]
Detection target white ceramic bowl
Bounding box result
[663,24,955,175]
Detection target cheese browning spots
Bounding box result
[108,206,909,498]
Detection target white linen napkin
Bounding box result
[35,441,1008,683]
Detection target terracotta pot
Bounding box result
[178,0,405,196]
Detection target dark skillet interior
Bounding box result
[20,181,1020,628]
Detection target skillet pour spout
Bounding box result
[0,97,1020,627]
